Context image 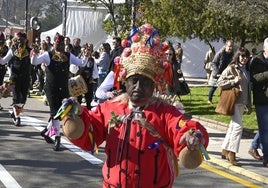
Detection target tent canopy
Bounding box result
[41,4,109,48]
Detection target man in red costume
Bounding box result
[61,24,209,188]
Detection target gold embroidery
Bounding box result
[13,47,29,59]
[51,52,68,62]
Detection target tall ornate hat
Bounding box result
[117,24,169,83]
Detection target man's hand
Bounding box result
[179,129,200,151]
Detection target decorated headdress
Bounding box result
[54,32,64,44]
[116,24,169,84]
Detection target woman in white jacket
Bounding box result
[217,47,252,166]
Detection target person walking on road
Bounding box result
[248,131,263,160]
[0,31,9,110]
[250,37,268,167]
[59,24,209,188]
[217,47,252,166]
[0,32,32,126]
[208,40,234,104]
[31,33,87,151]
[204,46,215,83]
[247,48,263,161]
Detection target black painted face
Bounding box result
[125,75,155,107]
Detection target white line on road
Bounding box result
[20,114,103,165]
[1,114,103,188]
[0,164,22,188]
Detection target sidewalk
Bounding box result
[183,77,268,184]
[184,77,208,87]
[194,116,268,185]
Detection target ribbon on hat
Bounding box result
[145,29,159,48]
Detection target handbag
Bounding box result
[215,87,240,116]
[215,67,241,116]
[176,76,190,96]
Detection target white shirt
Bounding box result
[31,51,87,68]
[0,48,15,65]
[90,59,99,79]
[95,71,114,100]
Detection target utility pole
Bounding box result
[25,0,29,33]
[5,0,9,28]
[62,0,67,36]
[131,0,137,27]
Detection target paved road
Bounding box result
[0,93,267,187]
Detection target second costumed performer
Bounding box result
[31,33,87,151]
[57,24,209,187]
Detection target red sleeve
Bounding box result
[68,107,93,151]
[68,101,118,152]
[175,119,209,156]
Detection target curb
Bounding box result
[192,116,268,185]
[206,157,268,184]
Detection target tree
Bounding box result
[77,0,268,47]
[140,0,268,46]
[207,0,268,46]
[78,0,134,37]
[0,0,62,32]
[39,0,63,32]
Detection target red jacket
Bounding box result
[70,96,209,188]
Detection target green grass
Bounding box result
[179,86,258,131]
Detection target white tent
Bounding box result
[167,37,225,78]
[41,3,109,48]
[40,24,63,40]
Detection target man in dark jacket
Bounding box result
[0,31,8,110]
[31,33,86,151]
[250,37,268,167]
[108,36,123,73]
[207,40,234,104]
[0,32,31,126]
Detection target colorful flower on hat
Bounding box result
[121,39,131,48]
[162,42,169,52]
[140,23,153,35]
[117,23,174,87]
[131,33,141,43]
[122,47,132,57]
[114,56,121,64]
[119,69,127,79]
